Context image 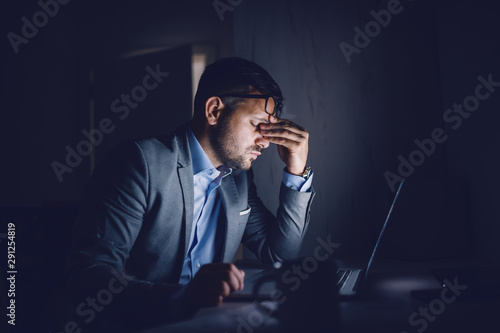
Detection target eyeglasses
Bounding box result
[217,93,283,117]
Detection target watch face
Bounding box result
[302,166,311,178]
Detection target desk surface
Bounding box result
[137,257,500,333]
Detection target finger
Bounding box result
[228,265,245,290]
[263,117,306,132]
[215,280,232,297]
[220,263,245,290]
[198,266,244,292]
[264,136,306,150]
[262,129,308,146]
[222,269,244,292]
[261,127,307,140]
[260,121,308,138]
[240,270,245,290]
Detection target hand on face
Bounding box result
[259,116,309,175]
[186,263,245,307]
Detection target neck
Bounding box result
[191,121,223,169]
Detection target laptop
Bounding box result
[336,179,405,299]
[226,179,405,301]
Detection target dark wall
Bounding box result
[434,1,500,262]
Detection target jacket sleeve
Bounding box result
[241,168,315,264]
[61,141,196,332]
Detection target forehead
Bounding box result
[236,97,271,122]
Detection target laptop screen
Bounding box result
[364,179,405,278]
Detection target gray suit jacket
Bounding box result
[63,123,315,330]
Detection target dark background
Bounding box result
[1,0,500,331]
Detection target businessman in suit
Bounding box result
[61,57,314,331]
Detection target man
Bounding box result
[61,57,314,331]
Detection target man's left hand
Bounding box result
[259,116,309,176]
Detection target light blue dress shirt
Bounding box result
[178,125,313,284]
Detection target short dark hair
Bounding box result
[193,57,283,117]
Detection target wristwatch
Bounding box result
[301,166,312,179]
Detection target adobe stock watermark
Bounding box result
[51,270,133,333]
[212,0,243,22]
[339,0,411,64]
[400,277,467,333]
[51,63,169,183]
[233,235,341,333]
[7,0,72,55]
[384,73,499,192]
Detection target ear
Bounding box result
[204,96,224,125]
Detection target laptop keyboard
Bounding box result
[246,269,352,288]
[244,270,267,283]
[336,269,350,286]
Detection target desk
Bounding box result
[137,257,500,333]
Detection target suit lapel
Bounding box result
[219,174,240,262]
[174,124,195,257]
[173,123,242,262]
[178,166,194,256]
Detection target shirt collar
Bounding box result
[187,124,220,176]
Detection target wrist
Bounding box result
[286,165,311,178]
[285,167,302,176]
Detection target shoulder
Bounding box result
[119,123,189,159]
[136,124,188,155]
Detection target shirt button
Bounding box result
[195,262,201,268]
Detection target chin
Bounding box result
[240,160,253,171]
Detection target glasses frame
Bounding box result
[217,93,283,117]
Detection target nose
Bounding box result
[255,136,270,149]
